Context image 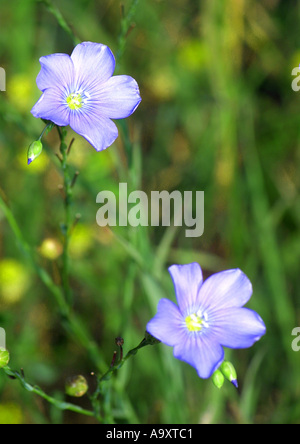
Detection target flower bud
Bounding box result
[65,375,88,398]
[0,349,10,369]
[27,140,43,165]
[220,361,238,388]
[212,369,225,389]
[115,337,124,347]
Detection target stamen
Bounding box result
[185,310,209,332]
[67,92,83,110]
[66,91,90,110]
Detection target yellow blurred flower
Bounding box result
[177,39,209,73]
[0,403,23,425]
[146,68,178,101]
[39,238,63,261]
[7,73,36,113]
[0,259,30,306]
[290,50,300,73]
[69,224,94,258]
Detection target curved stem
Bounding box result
[2,366,101,422]
[1,336,158,423]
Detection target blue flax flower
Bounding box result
[147,263,266,379]
[31,42,141,152]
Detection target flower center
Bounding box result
[185,310,208,332]
[67,92,83,110]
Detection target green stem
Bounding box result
[1,338,156,422]
[36,0,81,46]
[57,126,73,307]
[90,337,151,419]
[101,338,148,382]
[38,121,54,141]
[0,192,106,372]
[116,0,140,66]
[0,191,67,315]
[2,366,101,422]
[0,187,159,420]
[92,335,158,407]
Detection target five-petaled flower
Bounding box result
[31,42,141,152]
[146,263,266,379]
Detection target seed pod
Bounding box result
[65,375,88,398]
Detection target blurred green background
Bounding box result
[0,0,300,424]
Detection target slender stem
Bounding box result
[91,337,151,420]
[0,192,106,372]
[99,336,156,385]
[39,121,54,141]
[2,366,101,422]
[1,332,155,422]
[91,337,152,417]
[0,191,67,315]
[57,126,73,306]
[36,0,81,46]
[116,0,140,66]
[1,180,159,421]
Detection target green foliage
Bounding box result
[0,0,299,424]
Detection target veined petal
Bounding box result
[168,263,203,316]
[69,109,118,152]
[36,54,74,93]
[146,299,186,347]
[31,88,70,126]
[71,42,115,91]
[199,269,253,312]
[89,75,142,119]
[209,307,266,349]
[173,334,224,379]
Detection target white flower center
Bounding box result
[185,310,209,332]
[66,90,90,110]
